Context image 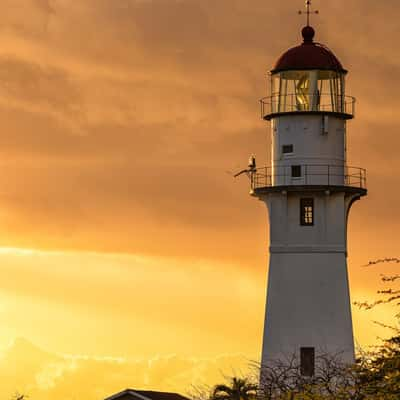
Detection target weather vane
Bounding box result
[298,0,319,26]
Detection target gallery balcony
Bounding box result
[250,164,367,196]
[260,93,356,120]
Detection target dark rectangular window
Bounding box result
[282,144,294,154]
[300,347,315,377]
[300,198,314,226]
[291,165,302,178]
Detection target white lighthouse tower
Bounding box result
[251,8,367,375]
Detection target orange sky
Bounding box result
[0,0,399,399]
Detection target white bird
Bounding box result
[234,155,257,178]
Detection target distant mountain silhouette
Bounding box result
[1,337,57,365]
[0,338,58,397]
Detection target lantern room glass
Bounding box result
[271,70,345,114]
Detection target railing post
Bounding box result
[328,165,330,186]
[364,169,366,188]
[285,165,288,185]
[269,167,271,187]
[305,165,307,185]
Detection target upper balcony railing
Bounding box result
[260,93,356,120]
[251,164,366,191]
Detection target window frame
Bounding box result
[300,198,314,226]
[282,144,294,155]
[291,165,302,178]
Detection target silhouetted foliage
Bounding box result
[353,258,400,399]
[258,352,363,400]
[211,377,257,400]
[12,393,26,400]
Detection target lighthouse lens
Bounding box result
[271,70,345,114]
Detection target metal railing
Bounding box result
[260,93,356,119]
[251,164,366,190]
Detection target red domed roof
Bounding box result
[272,26,346,74]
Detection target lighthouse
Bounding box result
[251,7,367,375]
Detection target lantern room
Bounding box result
[261,26,355,120]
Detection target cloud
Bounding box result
[0,0,394,266]
[0,1,398,397]
[0,247,265,360]
[0,55,86,135]
[0,337,253,400]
